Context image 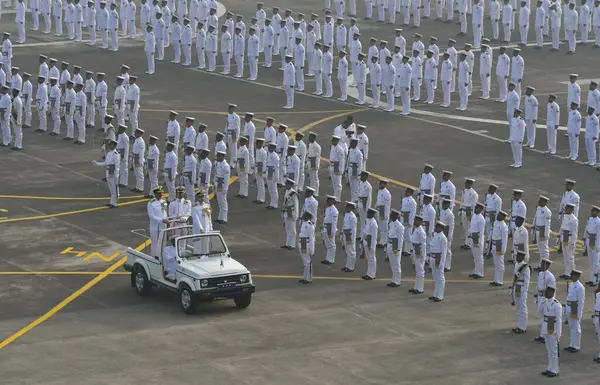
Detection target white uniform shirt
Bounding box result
[565,280,585,319]
[586,114,600,138]
[567,108,582,134]
[410,225,427,258]
[509,117,525,142]
[534,205,552,238]
[524,95,539,121]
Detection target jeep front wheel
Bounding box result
[234,293,252,309]
[179,284,197,314]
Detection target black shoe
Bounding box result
[534,336,545,343]
[593,357,600,363]
[401,252,410,256]
[546,372,559,378]
[444,268,451,272]
[108,204,118,208]
[428,296,435,300]
[471,274,484,279]
[512,328,526,334]
[341,267,349,272]
[412,290,423,294]
[433,298,443,302]
[408,288,415,293]
[301,280,312,284]
[362,275,374,280]
[118,184,127,188]
[321,260,332,265]
[10,146,22,151]
[376,244,384,249]
[385,257,389,262]
[298,279,306,283]
[568,348,580,353]
[541,371,550,376]
[63,137,73,140]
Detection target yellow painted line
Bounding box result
[140,109,361,115]
[0,208,8,212]
[0,195,144,201]
[0,239,150,351]
[0,270,566,286]
[0,198,149,224]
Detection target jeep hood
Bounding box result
[180,256,249,277]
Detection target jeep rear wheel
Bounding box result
[234,293,252,309]
[180,284,197,314]
[133,265,152,296]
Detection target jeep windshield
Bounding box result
[176,234,228,259]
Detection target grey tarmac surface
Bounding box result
[1,1,600,384]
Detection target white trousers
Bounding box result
[545,334,559,374]
[585,137,597,164]
[196,47,205,68]
[330,171,342,201]
[586,239,599,283]
[480,74,490,98]
[255,174,265,202]
[386,87,395,110]
[411,77,420,100]
[323,233,336,263]
[314,70,323,94]
[296,67,304,90]
[16,21,26,42]
[562,244,576,276]
[217,190,228,221]
[493,252,505,284]
[568,317,582,349]
[473,24,482,48]
[75,21,83,41]
[551,27,560,49]
[284,85,294,107]
[503,23,511,42]
[566,29,576,52]
[567,132,579,159]
[425,79,434,102]
[55,15,62,35]
[324,73,333,96]
[267,178,278,207]
[207,51,216,70]
[285,219,296,247]
[308,169,319,197]
[172,41,181,62]
[595,26,600,46]
[119,158,128,186]
[515,293,528,330]
[149,169,159,192]
[525,119,536,146]
[491,19,499,39]
[546,125,557,153]
[460,12,467,33]
[248,56,258,79]
[37,107,47,131]
[519,25,529,45]
[100,28,108,47]
[345,242,357,271]
[497,75,507,101]
[400,87,410,114]
[107,175,119,206]
[536,232,550,260]
[433,267,445,299]
[32,10,40,31]
[238,172,248,196]
[235,54,244,76]
[221,52,230,73]
[535,26,543,46]
[338,78,347,100]
[300,252,312,282]
[366,247,377,278]
[128,21,136,38]
[371,84,380,106]
[43,12,52,33]
[413,257,425,291]
[51,109,60,134]
[510,140,523,166]
[458,83,468,109]
[472,245,484,276]
[388,247,401,284]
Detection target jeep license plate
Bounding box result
[217,282,237,289]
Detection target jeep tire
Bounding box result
[180,284,197,314]
[133,265,152,296]
[234,293,252,309]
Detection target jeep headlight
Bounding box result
[201,279,209,288]
[240,274,248,283]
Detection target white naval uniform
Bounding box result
[283,188,299,248]
[322,205,339,263]
[147,198,168,257]
[440,208,455,270]
[163,149,178,202]
[560,213,579,276]
[566,108,582,160]
[342,211,358,271]
[214,159,231,222]
[469,211,485,276]
[132,136,146,192]
[411,224,427,291]
[236,145,250,197]
[146,143,160,193]
[585,216,600,284]
[387,219,405,285]
[546,101,560,153]
[539,296,562,374]
[74,89,86,142]
[509,116,525,167]
[533,205,552,262]
[362,217,379,278]
[306,141,321,196]
[298,220,315,282]
[329,143,345,201]
[565,280,585,350]
[346,147,363,202]
[513,261,531,330]
[535,269,557,336]
[266,149,280,208]
[495,52,510,102]
[196,156,212,202]
[592,292,600,360]
[182,154,198,204]
[376,187,392,245]
[585,113,600,165]
[93,149,120,206]
[524,94,539,147]
[430,231,448,299]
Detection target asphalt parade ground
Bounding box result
[1,1,600,384]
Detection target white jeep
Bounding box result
[124,225,256,314]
